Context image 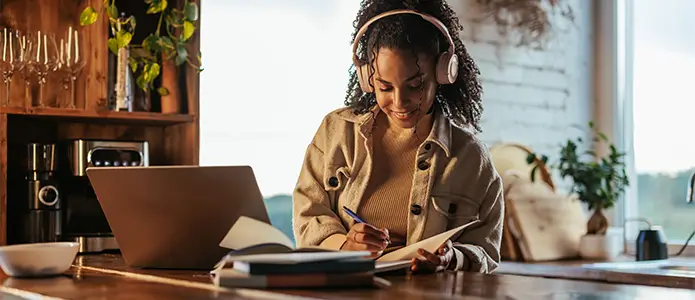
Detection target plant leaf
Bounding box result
[147,0,168,14]
[129,16,137,31]
[158,87,169,96]
[128,57,139,73]
[158,36,176,59]
[136,73,148,91]
[184,2,199,21]
[182,20,195,41]
[107,38,119,55]
[159,36,175,49]
[197,51,203,72]
[175,44,188,66]
[80,7,99,26]
[106,4,119,20]
[142,34,160,53]
[145,62,161,82]
[165,12,183,28]
[116,30,132,48]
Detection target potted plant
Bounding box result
[79,0,203,112]
[526,121,630,259]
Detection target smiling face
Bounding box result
[372,47,438,129]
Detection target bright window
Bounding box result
[198,1,361,244]
[623,0,695,243]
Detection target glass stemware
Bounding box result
[58,26,86,109]
[24,30,59,107]
[0,28,24,107]
[19,32,34,107]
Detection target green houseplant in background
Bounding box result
[526,121,630,258]
[79,0,203,96]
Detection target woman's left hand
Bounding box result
[410,240,455,273]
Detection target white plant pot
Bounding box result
[579,232,622,260]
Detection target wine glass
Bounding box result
[0,28,23,107]
[24,30,59,107]
[18,31,35,107]
[58,26,86,109]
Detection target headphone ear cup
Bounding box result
[356,63,374,93]
[436,52,459,85]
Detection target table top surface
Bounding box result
[1,254,695,299]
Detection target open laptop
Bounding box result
[85,165,272,270]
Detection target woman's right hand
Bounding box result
[341,223,390,257]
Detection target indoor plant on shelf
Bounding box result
[527,121,630,259]
[79,0,203,113]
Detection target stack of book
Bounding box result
[210,216,478,289]
[210,251,379,289]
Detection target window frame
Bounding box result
[608,0,695,256]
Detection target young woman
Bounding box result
[292,0,503,274]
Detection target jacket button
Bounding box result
[411,204,422,215]
[417,161,429,170]
[424,143,431,150]
[448,203,458,214]
[328,176,339,187]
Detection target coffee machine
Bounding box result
[17,143,62,244]
[57,139,149,253]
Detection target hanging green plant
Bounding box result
[79,0,203,95]
[474,0,575,48]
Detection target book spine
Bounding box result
[243,260,375,275]
[216,273,375,289]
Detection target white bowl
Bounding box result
[0,242,79,277]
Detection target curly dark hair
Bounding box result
[344,0,484,132]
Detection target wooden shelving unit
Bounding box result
[0,0,202,245]
[0,107,195,125]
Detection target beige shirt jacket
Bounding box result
[292,105,504,273]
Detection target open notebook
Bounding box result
[213,216,479,271]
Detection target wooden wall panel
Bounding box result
[164,123,196,166]
[184,0,201,165]
[81,0,109,110]
[0,0,105,110]
[0,115,7,245]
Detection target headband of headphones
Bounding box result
[350,9,456,67]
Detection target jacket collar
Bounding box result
[337,105,452,157]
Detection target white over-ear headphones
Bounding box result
[351,9,459,94]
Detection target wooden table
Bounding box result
[497,257,695,289]
[1,254,695,299]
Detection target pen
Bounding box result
[342,206,391,244]
[342,206,366,223]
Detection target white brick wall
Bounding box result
[450,0,595,192]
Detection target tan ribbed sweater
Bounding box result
[357,115,426,246]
